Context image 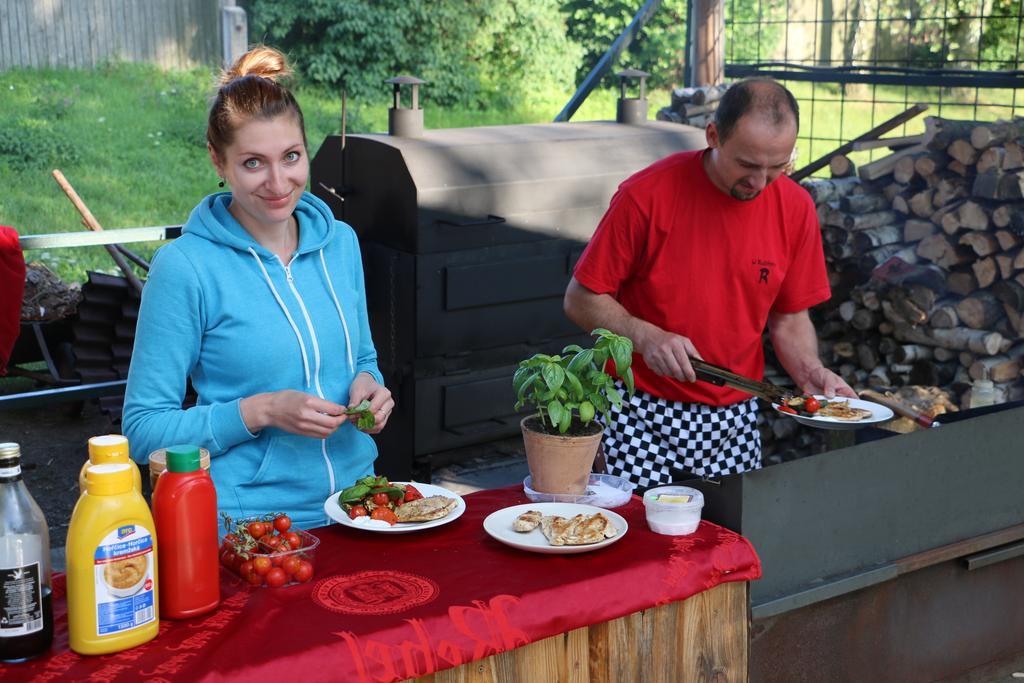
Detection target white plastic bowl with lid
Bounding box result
[643,486,704,535]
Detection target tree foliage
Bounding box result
[563,0,688,89]
[247,0,582,108]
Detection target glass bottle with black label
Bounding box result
[0,442,53,662]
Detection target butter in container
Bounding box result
[643,486,704,535]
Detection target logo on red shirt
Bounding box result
[752,259,775,284]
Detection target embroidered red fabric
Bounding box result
[0,226,25,376]
[1,485,761,682]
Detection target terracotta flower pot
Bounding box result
[521,415,603,495]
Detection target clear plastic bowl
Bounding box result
[643,486,704,535]
[523,473,635,508]
[221,519,319,587]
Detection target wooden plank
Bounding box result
[587,619,611,683]
[0,0,12,70]
[88,0,104,63]
[86,0,100,67]
[12,0,29,68]
[679,582,748,682]
[565,627,590,683]
[2,0,18,69]
[152,0,170,69]
[53,0,69,66]
[607,610,644,681]
[173,0,186,69]
[67,0,83,68]
[112,0,128,62]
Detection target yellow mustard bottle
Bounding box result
[78,435,142,496]
[66,463,159,655]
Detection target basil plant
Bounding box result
[513,328,636,434]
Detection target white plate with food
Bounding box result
[773,395,894,430]
[482,502,628,555]
[324,481,466,534]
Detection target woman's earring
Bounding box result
[218,178,225,188]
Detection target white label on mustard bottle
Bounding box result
[93,525,155,636]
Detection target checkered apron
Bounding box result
[602,386,761,487]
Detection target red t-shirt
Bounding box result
[573,149,830,406]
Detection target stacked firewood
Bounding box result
[656,84,729,127]
[804,115,1024,408]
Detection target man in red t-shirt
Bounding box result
[565,78,855,486]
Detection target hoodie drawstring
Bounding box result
[248,247,311,388]
[320,248,356,374]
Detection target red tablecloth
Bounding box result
[0,485,760,683]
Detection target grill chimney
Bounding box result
[615,69,649,124]
[386,75,426,137]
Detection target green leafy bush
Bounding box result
[0,120,80,172]
[247,0,582,109]
[513,329,635,435]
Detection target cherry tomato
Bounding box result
[252,556,272,576]
[247,570,264,586]
[262,534,283,550]
[282,555,301,576]
[371,507,398,525]
[238,560,254,579]
[265,567,288,588]
[804,396,821,413]
[246,521,267,539]
[283,531,302,549]
[294,560,314,583]
[222,533,239,548]
[220,549,237,569]
[403,485,423,503]
[778,404,797,414]
[372,492,391,506]
[273,515,292,534]
[349,505,368,520]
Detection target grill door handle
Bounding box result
[436,214,506,228]
[962,539,1024,571]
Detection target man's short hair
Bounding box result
[713,78,799,143]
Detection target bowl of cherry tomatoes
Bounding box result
[219,513,319,588]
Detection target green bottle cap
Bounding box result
[165,445,201,472]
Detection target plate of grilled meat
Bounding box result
[483,503,628,554]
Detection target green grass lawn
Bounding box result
[0,62,626,283]
[1,62,1014,283]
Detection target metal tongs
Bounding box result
[692,359,941,428]
[691,358,792,404]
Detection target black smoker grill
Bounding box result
[684,402,1024,682]
[311,81,706,478]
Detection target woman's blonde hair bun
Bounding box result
[218,45,292,87]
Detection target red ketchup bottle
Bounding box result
[152,444,219,619]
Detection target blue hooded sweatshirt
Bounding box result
[123,191,382,529]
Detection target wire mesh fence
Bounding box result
[724,0,1024,172]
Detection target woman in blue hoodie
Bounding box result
[123,46,393,529]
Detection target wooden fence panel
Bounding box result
[0,0,223,70]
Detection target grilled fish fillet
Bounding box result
[539,513,617,546]
[513,510,543,532]
[395,495,458,522]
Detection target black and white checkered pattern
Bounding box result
[603,387,761,487]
